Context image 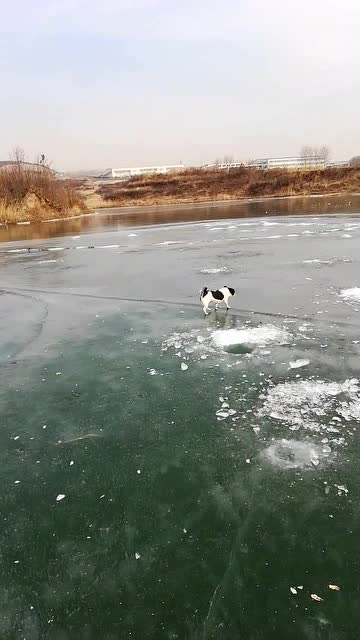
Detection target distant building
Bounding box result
[326,160,350,167]
[98,164,185,179]
[248,156,326,169]
[201,162,244,170]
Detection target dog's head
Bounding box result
[225,286,235,296]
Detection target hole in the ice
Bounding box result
[222,343,254,354]
[263,439,331,469]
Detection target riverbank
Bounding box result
[1,165,360,226]
[0,162,87,224]
[90,166,360,209]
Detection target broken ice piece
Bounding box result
[334,484,348,496]
[56,494,65,502]
[310,594,323,602]
[289,359,310,369]
[181,362,188,371]
[216,411,229,420]
[328,584,340,591]
[290,587,297,595]
[135,552,141,560]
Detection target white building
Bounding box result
[201,162,244,170]
[248,156,326,170]
[98,164,185,179]
[326,160,350,167]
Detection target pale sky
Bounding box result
[1,0,359,170]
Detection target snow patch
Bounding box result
[340,287,360,302]
[212,325,291,350]
[200,266,231,274]
[38,259,58,264]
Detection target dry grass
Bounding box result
[0,201,23,223]
[4,163,358,223]
[0,163,87,224]
[94,166,360,208]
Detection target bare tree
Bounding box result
[319,145,330,164]
[300,145,314,167]
[223,154,234,165]
[11,146,26,167]
[301,145,330,167]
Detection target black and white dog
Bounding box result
[200,286,235,315]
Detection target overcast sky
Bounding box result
[1,0,359,170]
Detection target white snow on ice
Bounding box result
[340,288,360,302]
[212,325,291,349]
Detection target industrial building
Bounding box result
[201,162,244,170]
[98,164,185,179]
[248,156,326,169]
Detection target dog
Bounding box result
[200,286,235,315]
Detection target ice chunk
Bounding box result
[258,378,359,433]
[311,594,323,602]
[289,359,310,369]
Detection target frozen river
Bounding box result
[1,197,360,639]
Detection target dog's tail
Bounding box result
[200,286,208,300]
